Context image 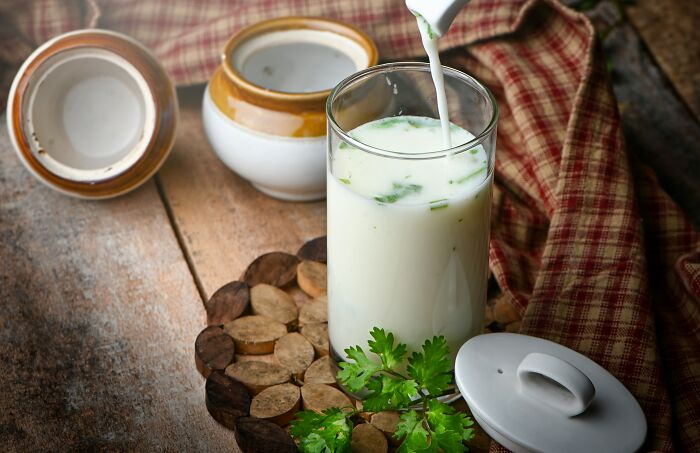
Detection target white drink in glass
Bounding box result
[327,116,491,359]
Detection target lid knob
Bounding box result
[516,352,595,417]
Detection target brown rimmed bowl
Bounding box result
[6,29,178,199]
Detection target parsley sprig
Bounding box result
[289,327,475,452]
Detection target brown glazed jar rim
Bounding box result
[221,16,379,107]
[6,29,178,199]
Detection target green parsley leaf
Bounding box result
[407,336,452,396]
[290,408,354,453]
[337,346,381,393]
[396,410,432,452]
[362,375,419,412]
[367,327,407,370]
[427,399,474,447]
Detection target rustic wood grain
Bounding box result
[604,24,700,227]
[0,121,238,451]
[626,0,700,120]
[156,86,326,300]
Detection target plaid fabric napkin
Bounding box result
[2,0,698,451]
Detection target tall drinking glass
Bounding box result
[326,62,498,365]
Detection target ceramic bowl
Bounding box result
[203,17,378,201]
[6,29,178,199]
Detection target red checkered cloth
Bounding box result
[2,0,698,451]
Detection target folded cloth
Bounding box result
[1,0,698,451]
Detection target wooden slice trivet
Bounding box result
[224,315,287,354]
[195,326,235,378]
[250,284,298,327]
[300,383,352,413]
[296,235,326,263]
[205,280,250,326]
[194,236,511,451]
[250,383,301,426]
[244,252,300,287]
[303,356,338,386]
[371,411,401,446]
[296,260,327,297]
[205,370,251,430]
[274,332,315,380]
[298,295,327,325]
[226,360,290,395]
[234,417,297,453]
[351,423,389,453]
[300,322,329,357]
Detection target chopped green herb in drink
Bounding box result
[454,165,487,184]
[374,182,423,204]
[339,178,351,185]
[469,148,478,155]
[429,199,449,211]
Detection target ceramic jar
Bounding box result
[202,17,378,201]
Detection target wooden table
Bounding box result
[1,1,698,450]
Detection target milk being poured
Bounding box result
[327,6,491,360]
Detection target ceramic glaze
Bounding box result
[204,17,378,201]
[6,29,177,199]
[328,116,490,358]
[26,51,155,180]
[240,40,359,93]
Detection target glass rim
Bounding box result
[326,61,499,160]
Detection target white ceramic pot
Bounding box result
[201,17,378,201]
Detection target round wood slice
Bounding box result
[195,326,235,378]
[223,315,287,355]
[250,383,301,426]
[300,323,329,356]
[301,383,352,413]
[250,284,298,327]
[296,236,327,263]
[204,370,251,430]
[274,332,315,379]
[298,295,327,325]
[286,285,312,310]
[304,356,338,386]
[370,411,401,445]
[226,360,290,395]
[205,281,250,326]
[234,417,297,453]
[235,353,280,365]
[296,260,327,298]
[351,423,389,453]
[244,252,300,288]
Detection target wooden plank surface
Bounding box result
[604,23,700,228]
[0,121,237,451]
[156,86,326,300]
[627,0,700,120]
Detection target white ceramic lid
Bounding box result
[455,333,647,453]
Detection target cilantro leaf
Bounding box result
[396,410,432,452]
[290,408,353,453]
[367,327,407,370]
[362,375,419,412]
[427,400,474,451]
[337,346,381,393]
[407,336,452,396]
